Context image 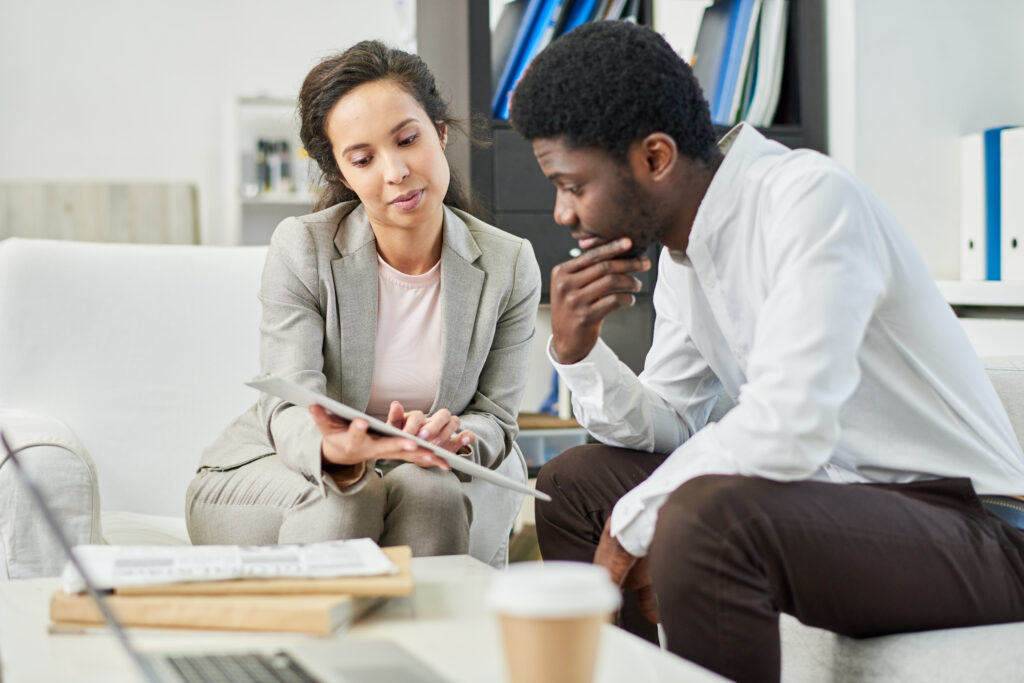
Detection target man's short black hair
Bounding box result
[510,20,717,163]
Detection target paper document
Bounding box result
[247,374,552,502]
[62,537,396,594]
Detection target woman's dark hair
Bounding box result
[298,40,473,213]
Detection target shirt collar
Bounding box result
[686,123,788,258]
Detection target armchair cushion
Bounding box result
[0,409,101,578]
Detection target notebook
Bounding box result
[0,430,451,683]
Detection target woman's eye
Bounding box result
[400,133,419,146]
[351,156,372,167]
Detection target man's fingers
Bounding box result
[571,237,635,268]
[571,291,637,326]
[570,273,643,305]
[555,249,651,283]
[637,584,659,624]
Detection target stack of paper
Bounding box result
[50,545,412,635]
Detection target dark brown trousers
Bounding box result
[535,444,1024,683]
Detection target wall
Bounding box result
[0,0,415,244]
[826,0,1024,280]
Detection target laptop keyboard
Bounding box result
[165,651,320,683]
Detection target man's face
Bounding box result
[532,137,668,258]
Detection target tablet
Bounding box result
[246,375,551,502]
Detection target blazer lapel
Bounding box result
[331,204,378,411]
[432,207,484,413]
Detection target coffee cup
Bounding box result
[486,561,621,683]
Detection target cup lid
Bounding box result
[486,561,622,618]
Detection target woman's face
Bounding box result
[326,79,450,232]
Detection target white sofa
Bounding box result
[0,237,526,577]
[3,236,1024,680]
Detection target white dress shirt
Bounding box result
[551,124,1024,557]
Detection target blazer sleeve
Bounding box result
[256,219,373,496]
[457,239,542,470]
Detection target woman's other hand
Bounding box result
[310,404,449,470]
[390,402,476,456]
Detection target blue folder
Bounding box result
[712,0,759,125]
[984,126,1014,280]
[560,0,601,35]
[492,0,570,120]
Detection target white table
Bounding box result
[0,555,724,682]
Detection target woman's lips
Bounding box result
[391,189,424,211]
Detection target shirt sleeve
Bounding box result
[612,166,892,556]
[550,254,724,455]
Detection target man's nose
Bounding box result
[553,195,577,226]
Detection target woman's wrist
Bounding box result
[322,460,366,488]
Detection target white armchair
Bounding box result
[0,237,526,578]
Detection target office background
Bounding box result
[2,0,1023,276]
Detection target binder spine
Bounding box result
[984,127,1010,280]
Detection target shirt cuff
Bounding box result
[610,487,662,557]
[546,335,622,398]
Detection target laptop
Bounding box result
[0,430,451,683]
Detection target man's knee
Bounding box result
[535,444,596,499]
[663,475,790,530]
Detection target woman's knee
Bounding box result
[386,464,469,516]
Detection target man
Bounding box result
[509,20,1024,683]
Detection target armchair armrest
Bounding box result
[0,409,102,578]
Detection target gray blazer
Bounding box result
[198,201,541,494]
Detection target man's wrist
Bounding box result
[551,338,591,365]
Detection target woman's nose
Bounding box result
[383,151,410,184]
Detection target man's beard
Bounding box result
[613,171,668,259]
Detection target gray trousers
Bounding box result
[185,455,471,556]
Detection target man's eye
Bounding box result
[564,186,580,195]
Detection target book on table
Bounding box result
[49,545,412,635]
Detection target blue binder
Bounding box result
[492,0,569,120]
[712,0,759,125]
[984,126,1014,280]
[560,0,601,35]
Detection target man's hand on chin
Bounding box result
[550,237,651,364]
[594,518,659,624]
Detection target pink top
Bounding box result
[364,254,443,420]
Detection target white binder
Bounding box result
[961,133,987,281]
[1001,127,1024,281]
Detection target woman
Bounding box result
[186,41,541,556]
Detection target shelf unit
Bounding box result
[222,95,316,246]
[937,280,1024,358]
